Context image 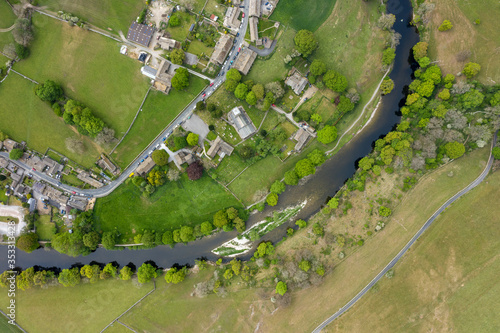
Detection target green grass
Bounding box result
[211,152,249,184]
[187,39,214,57]
[203,0,227,19]
[14,14,150,136]
[0,74,101,167]
[0,28,14,52]
[93,172,242,243]
[0,278,154,333]
[166,12,196,41]
[0,315,22,333]
[112,77,206,168]
[34,215,56,241]
[37,0,144,33]
[0,0,16,29]
[269,0,336,31]
[332,164,500,332]
[245,27,296,84]
[61,173,84,187]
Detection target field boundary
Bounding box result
[100,281,156,333]
[0,309,27,333]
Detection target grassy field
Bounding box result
[34,215,56,240]
[166,11,196,41]
[0,74,101,167]
[0,0,16,29]
[245,27,296,84]
[0,278,154,333]
[427,0,500,83]
[187,39,214,57]
[14,14,150,136]
[0,315,22,333]
[0,27,14,52]
[93,172,242,243]
[269,0,336,32]
[37,0,144,33]
[111,77,206,168]
[331,168,500,332]
[204,0,227,19]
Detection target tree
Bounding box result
[380,78,394,95]
[312,223,324,236]
[173,136,188,151]
[196,101,205,110]
[12,18,33,46]
[270,180,286,194]
[438,88,450,100]
[225,79,239,92]
[234,217,246,233]
[265,82,285,99]
[33,270,53,287]
[444,141,465,159]
[82,231,100,251]
[171,67,190,90]
[310,59,326,76]
[186,132,199,146]
[239,145,255,160]
[284,170,299,185]
[276,281,287,296]
[200,221,214,235]
[295,159,316,178]
[162,230,174,245]
[169,13,181,26]
[460,89,484,110]
[103,263,118,278]
[120,266,133,280]
[378,206,392,217]
[462,62,481,79]
[35,80,64,103]
[58,268,81,287]
[317,125,337,144]
[213,210,229,228]
[0,130,7,141]
[323,70,348,92]
[137,263,158,284]
[307,149,325,166]
[336,96,355,114]
[165,267,187,284]
[17,267,35,291]
[16,233,39,253]
[310,113,322,124]
[327,197,339,209]
[254,241,275,258]
[80,264,101,283]
[296,219,307,228]
[298,259,311,272]
[246,91,257,105]
[438,20,453,31]
[234,83,248,99]
[95,127,117,147]
[187,161,203,180]
[418,56,430,68]
[151,149,169,166]
[358,156,374,171]
[170,48,185,64]
[180,226,195,242]
[382,48,396,66]
[294,30,317,57]
[266,192,279,206]
[14,43,29,59]
[226,68,242,82]
[492,147,500,160]
[251,83,265,100]
[378,13,396,30]
[9,148,23,160]
[101,232,116,250]
[226,207,238,220]
[167,168,180,182]
[412,42,428,60]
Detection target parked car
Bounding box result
[241,13,245,18]
[236,32,240,37]
[202,93,206,97]
[238,47,241,52]
[140,159,145,163]
[233,56,237,60]
[156,144,160,148]
[210,82,214,87]
[230,60,233,64]
[162,137,167,141]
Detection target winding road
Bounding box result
[312,131,497,332]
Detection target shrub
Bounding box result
[438,20,453,31]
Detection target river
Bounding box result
[0,0,419,271]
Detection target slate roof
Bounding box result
[127,22,154,47]
[228,107,257,139]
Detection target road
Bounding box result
[1,0,250,199]
[312,131,497,332]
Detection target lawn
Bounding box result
[61,173,85,187]
[427,0,500,83]
[166,11,196,41]
[37,0,145,33]
[269,0,336,31]
[34,215,56,241]
[0,278,154,333]
[14,14,150,136]
[245,27,296,84]
[0,74,101,167]
[111,77,206,168]
[0,0,16,29]
[0,28,14,52]
[210,151,250,184]
[332,166,500,332]
[203,0,227,19]
[0,315,22,333]
[187,39,214,57]
[93,172,242,243]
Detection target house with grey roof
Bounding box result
[207,136,234,159]
[249,0,261,17]
[224,7,241,34]
[228,106,257,139]
[141,66,157,80]
[210,34,234,65]
[233,48,257,75]
[127,22,154,47]
[77,171,104,188]
[68,196,88,211]
[292,128,314,152]
[136,156,156,176]
[285,70,308,95]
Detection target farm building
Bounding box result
[127,22,155,47]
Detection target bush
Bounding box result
[438,20,453,31]
[492,147,500,160]
[266,192,278,206]
[9,148,23,160]
[187,161,203,180]
[378,206,392,217]
[382,48,395,66]
[444,141,465,159]
[317,125,337,144]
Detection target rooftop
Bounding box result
[210,34,234,65]
[285,71,308,95]
[127,22,154,47]
[207,136,234,159]
[136,156,156,176]
[233,48,257,75]
[228,106,257,139]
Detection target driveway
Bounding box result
[0,205,27,237]
[182,114,210,144]
[249,39,277,56]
